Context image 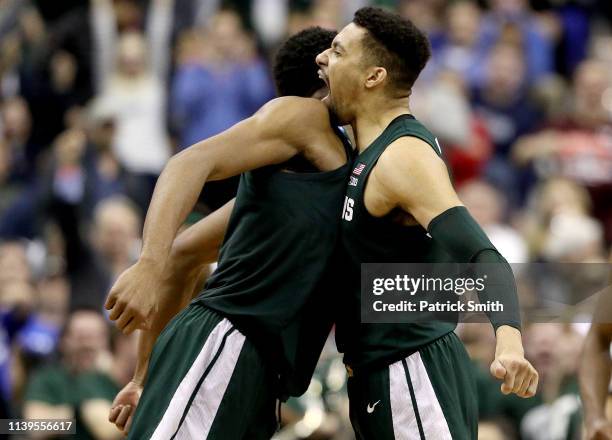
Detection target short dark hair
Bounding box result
[273,27,337,97]
[353,7,431,91]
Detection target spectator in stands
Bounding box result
[520,324,584,440]
[0,241,61,413]
[481,0,555,84]
[459,180,528,263]
[1,97,35,180]
[0,97,43,239]
[24,308,121,439]
[471,42,542,203]
[82,99,126,214]
[428,1,485,87]
[93,0,174,212]
[513,60,612,243]
[519,177,595,260]
[171,9,273,147]
[57,196,140,310]
[414,70,493,185]
[170,9,273,210]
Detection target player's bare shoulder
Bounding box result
[257,97,329,132]
[370,136,459,223]
[260,97,347,171]
[374,136,445,192]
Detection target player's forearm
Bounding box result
[495,326,525,356]
[579,327,612,425]
[140,149,214,267]
[427,207,521,330]
[169,199,235,277]
[132,310,184,385]
[131,267,207,385]
[132,330,156,386]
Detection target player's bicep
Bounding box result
[176,98,305,182]
[379,139,462,228]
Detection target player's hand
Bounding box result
[490,326,538,398]
[105,259,165,334]
[109,381,143,435]
[586,419,612,440]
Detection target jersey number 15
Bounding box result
[342,196,354,221]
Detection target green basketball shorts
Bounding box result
[128,304,277,440]
[347,331,478,440]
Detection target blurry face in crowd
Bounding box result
[93,200,140,263]
[458,181,504,226]
[117,32,147,77]
[485,44,526,97]
[573,60,610,115]
[524,324,562,380]
[537,178,590,219]
[447,1,481,47]
[54,129,86,167]
[37,276,69,327]
[1,98,31,141]
[50,51,77,92]
[61,311,110,373]
[554,327,584,376]
[398,0,443,34]
[489,0,527,15]
[0,280,36,313]
[89,120,115,151]
[209,10,245,59]
[316,23,372,125]
[0,242,30,285]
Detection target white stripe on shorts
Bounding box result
[389,352,452,440]
[150,318,245,440]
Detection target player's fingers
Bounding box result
[511,365,529,394]
[105,292,117,310]
[109,405,122,423]
[115,405,132,430]
[525,371,538,397]
[124,411,135,434]
[122,317,139,335]
[516,368,532,397]
[108,300,127,321]
[115,309,135,331]
[501,362,516,395]
[521,367,539,397]
[489,359,506,380]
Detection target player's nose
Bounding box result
[316,49,329,67]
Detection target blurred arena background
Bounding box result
[0,0,610,438]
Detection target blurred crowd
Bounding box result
[0,0,610,439]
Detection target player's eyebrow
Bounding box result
[332,40,346,52]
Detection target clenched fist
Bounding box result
[109,381,143,435]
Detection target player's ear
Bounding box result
[364,67,387,89]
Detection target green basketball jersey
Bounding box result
[337,114,456,372]
[196,127,353,394]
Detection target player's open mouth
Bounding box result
[318,70,329,88]
[318,70,331,101]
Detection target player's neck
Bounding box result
[351,98,411,153]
